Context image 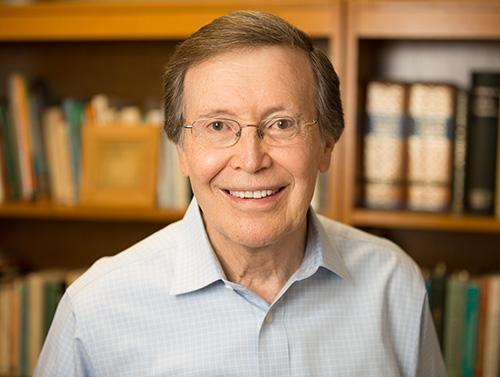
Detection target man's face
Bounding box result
[177,46,333,250]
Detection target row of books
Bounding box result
[0,73,191,209]
[424,265,500,377]
[0,268,84,377]
[363,71,500,216]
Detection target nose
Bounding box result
[229,126,272,173]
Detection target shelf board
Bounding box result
[350,1,500,39]
[0,201,185,222]
[0,0,337,41]
[350,209,500,233]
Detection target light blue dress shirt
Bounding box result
[34,198,445,376]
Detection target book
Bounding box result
[43,107,76,206]
[429,262,447,348]
[451,90,469,214]
[157,132,190,210]
[8,73,35,202]
[28,80,50,201]
[466,72,500,214]
[407,83,455,212]
[363,81,407,209]
[444,271,469,377]
[462,282,480,377]
[474,276,490,377]
[481,275,500,377]
[62,98,85,200]
[0,104,21,201]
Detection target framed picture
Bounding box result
[80,124,162,208]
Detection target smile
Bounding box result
[227,188,281,199]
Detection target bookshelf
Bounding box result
[342,0,500,272]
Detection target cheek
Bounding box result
[275,146,321,184]
[187,148,229,184]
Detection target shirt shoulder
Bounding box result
[317,215,426,296]
[66,219,183,305]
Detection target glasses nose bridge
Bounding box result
[236,122,265,140]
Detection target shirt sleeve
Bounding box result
[33,292,95,377]
[416,293,446,377]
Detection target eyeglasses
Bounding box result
[182,116,318,148]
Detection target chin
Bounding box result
[227,223,290,250]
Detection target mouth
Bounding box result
[223,187,285,199]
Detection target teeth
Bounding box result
[229,188,279,199]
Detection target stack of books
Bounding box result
[424,264,500,377]
[363,72,500,217]
[0,266,84,377]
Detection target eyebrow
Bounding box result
[197,106,298,120]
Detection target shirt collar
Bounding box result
[294,208,350,281]
[169,198,349,295]
[169,198,226,295]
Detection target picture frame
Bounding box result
[80,124,162,208]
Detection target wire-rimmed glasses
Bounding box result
[182,116,318,148]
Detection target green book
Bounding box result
[443,271,469,377]
[0,104,21,200]
[462,282,480,377]
[19,279,29,377]
[62,98,84,200]
[42,280,64,339]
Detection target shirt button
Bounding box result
[224,284,233,291]
[265,313,273,324]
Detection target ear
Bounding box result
[318,139,335,173]
[176,143,190,177]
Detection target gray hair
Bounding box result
[162,10,344,143]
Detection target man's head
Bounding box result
[162,11,344,251]
[163,10,344,144]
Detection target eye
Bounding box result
[273,118,293,130]
[207,121,226,132]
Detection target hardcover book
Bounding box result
[407,83,455,212]
[363,81,407,209]
[467,72,500,214]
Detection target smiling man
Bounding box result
[35,11,445,377]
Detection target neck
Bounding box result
[207,219,308,304]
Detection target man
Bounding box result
[35,11,445,376]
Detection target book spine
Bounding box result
[8,74,35,201]
[444,273,468,377]
[363,81,407,209]
[0,105,21,200]
[430,263,447,349]
[462,282,480,377]
[466,72,500,214]
[452,90,469,214]
[474,277,489,377]
[407,83,455,212]
[482,276,500,377]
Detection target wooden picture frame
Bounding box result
[80,124,161,208]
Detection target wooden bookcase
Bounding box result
[342,0,500,272]
[0,0,344,270]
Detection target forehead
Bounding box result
[183,46,315,118]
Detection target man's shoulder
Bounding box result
[66,219,184,303]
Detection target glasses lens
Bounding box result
[193,118,239,147]
[261,117,300,144]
